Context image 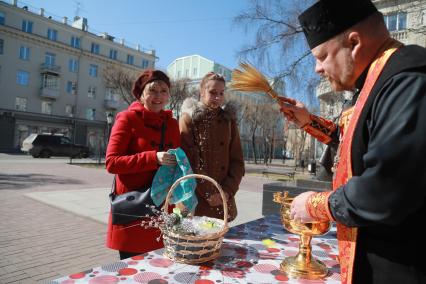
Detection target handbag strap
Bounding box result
[159,121,166,151]
[111,121,167,197]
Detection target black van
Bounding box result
[21,134,91,158]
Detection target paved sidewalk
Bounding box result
[0,154,301,283]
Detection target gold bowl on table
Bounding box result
[273,191,330,280]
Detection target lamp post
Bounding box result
[106,112,114,143]
[104,112,114,163]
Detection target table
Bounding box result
[52,215,340,283]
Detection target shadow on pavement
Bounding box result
[0,173,83,190]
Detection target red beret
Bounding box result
[132,69,171,99]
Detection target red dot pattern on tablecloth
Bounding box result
[275,274,289,281]
[132,255,145,260]
[253,263,278,273]
[134,272,163,283]
[149,258,173,268]
[88,275,119,284]
[69,272,85,279]
[128,260,139,265]
[119,268,138,276]
[267,248,281,253]
[194,280,215,284]
[235,261,253,268]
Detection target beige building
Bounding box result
[314,0,426,159]
[0,0,156,153]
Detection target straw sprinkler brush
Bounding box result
[230,62,296,119]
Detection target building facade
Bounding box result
[167,54,232,90]
[0,0,156,153]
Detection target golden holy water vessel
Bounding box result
[273,191,331,280]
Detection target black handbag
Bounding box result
[109,122,166,225]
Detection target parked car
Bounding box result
[21,133,91,158]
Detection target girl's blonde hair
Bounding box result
[200,72,226,90]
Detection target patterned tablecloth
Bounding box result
[52,215,340,283]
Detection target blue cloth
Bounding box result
[151,147,198,211]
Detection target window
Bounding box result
[0,39,3,54]
[387,14,397,31]
[177,70,181,78]
[109,49,117,60]
[66,81,73,93]
[19,46,30,60]
[65,105,73,116]
[127,54,134,65]
[88,86,96,98]
[68,58,79,73]
[15,97,27,111]
[45,52,56,66]
[86,108,96,120]
[384,12,407,32]
[70,36,80,48]
[16,70,29,86]
[47,28,57,41]
[41,101,52,114]
[42,74,59,89]
[91,43,100,54]
[193,67,197,76]
[106,88,119,101]
[398,12,407,31]
[89,64,98,77]
[142,59,149,69]
[0,12,5,25]
[185,69,189,77]
[22,20,33,33]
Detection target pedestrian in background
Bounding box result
[179,72,245,222]
[105,70,179,260]
[280,0,426,283]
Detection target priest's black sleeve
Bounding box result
[329,71,426,227]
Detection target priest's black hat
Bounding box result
[298,0,378,49]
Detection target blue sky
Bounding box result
[22,0,254,70]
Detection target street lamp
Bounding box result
[98,112,114,165]
[106,112,114,142]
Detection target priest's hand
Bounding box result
[290,191,316,223]
[278,97,312,128]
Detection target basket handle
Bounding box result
[163,174,228,228]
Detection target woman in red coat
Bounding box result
[105,70,180,260]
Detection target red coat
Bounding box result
[105,102,180,253]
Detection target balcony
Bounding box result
[40,87,60,99]
[104,99,120,110]
[391,30,407,41]
[40,63,61,75]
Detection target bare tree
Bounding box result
[103,64,137,105]
[234,0,319,104]
[169,78,195,116]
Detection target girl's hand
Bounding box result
[156,152,177,166]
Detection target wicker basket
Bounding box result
[161,174,229,264]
